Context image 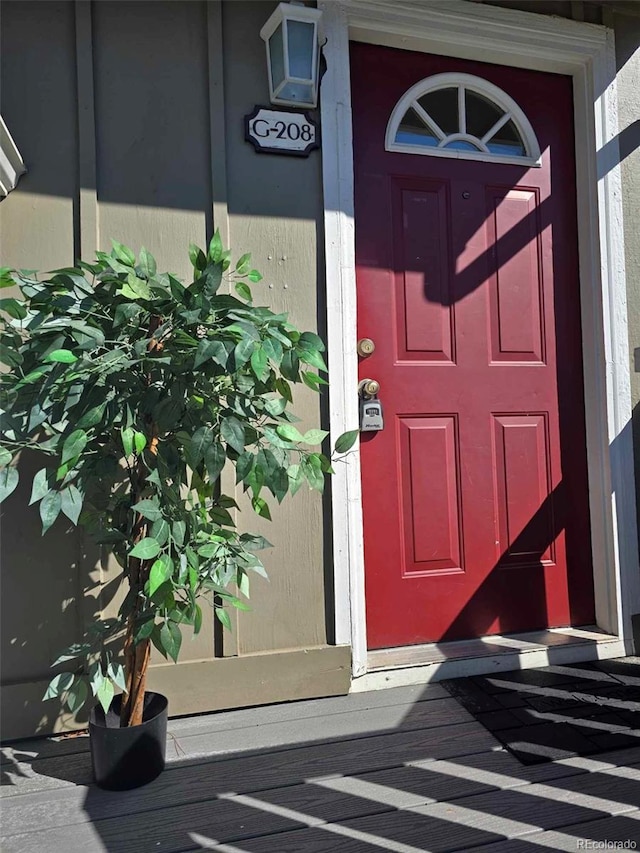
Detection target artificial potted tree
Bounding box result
[0,235,357,789]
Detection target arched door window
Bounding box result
[385,73,541,166]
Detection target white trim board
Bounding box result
[352,628,626,692]
[319,0,640,679]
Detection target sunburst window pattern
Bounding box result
[387,73,541,165]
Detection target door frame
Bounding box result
[319,0,640,677]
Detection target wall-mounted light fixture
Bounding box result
[0,116,26,198]
[260,2,323,109]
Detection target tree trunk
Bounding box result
[120,317,163,727]
[121,628,151,726]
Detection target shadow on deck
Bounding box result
[2,661,640,852]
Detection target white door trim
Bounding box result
[319,0,640,677]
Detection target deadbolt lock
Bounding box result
[357,337,376,357]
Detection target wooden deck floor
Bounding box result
[2,681,640,852]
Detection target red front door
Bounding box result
[352,43,594,649]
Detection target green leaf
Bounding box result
[276,424,303,443]
[107,662,127,692]
[247,269,263,283]
[197,543,219,558]
[335,429,359,453]
[301,370,329,390]
[172,520,186,547]
[235,252,251,274]
[160,621,182,663]
[40,490,62,534]
[66,679,89,713]
[264,397,287,417]
[151,517,170,547]
[0,297,27,320]
[200,263,223,297]
[240,533,273,552]
[298,331,325,352]
[132,432,146,454]
[114,302,142,328]
[51,641,93,666]
[149,555,173,596]
[194,338,227,369]
[0,447,12,468]
[193,604,203,635]
[29,468,49,505]
[0,466,19,503]
[280,349,300,381]
[44,349,78,364]
[250,346,268,380]
[190,426,213,464]
[62,429,87,464]
[0,342,23,368]
[221,417,245,453]
[235,282,252,302]
[15,365,51,388]
[111,239,136,266]
[287,463,305,496]
[136,619,156,642]
[298,348,327,371]
[261,340,281,371]
[275,378,292,403]
[43,672,75,700]
[130,498,161,521]
[76,402,106,429]
[119,272,152,301]
[129,537,161,560]
[235,451,253,483]
[121,427,134,457]
[96,677,115,714]
[234,336,255,368]
[0,266,15,287]
[251,496,271,520]
[189,243,207,271]
[303,454,324,493]
[60,485,83,525]
[204,442,226,482]
[138,247,157,278]
[208,230,223,263]
[215,607,232,631]
[302,429,328,445]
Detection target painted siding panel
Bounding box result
[93,0,211,282]
[223,0,328,654]
[0,2,82,698]
[0,0,77,269]
[0,0,333,737]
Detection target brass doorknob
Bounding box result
[359,378,380,397]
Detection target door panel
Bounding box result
[399,415,463,574]
[351,43,594,648]
[486,188,544,362]
[492,413,555,567]
[394,181,454,361]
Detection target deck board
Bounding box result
[0,682,450,766]
[3,679,640,853]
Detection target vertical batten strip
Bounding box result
[74,0,98,260]
[74,0,101,656]
[207,0,230,248]
[206,0,237,656]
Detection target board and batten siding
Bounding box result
[0,0,349,741]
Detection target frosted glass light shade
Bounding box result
[260,3,322,108]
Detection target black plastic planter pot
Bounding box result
[89,691,168,790]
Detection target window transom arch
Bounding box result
[385,73,541,167]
